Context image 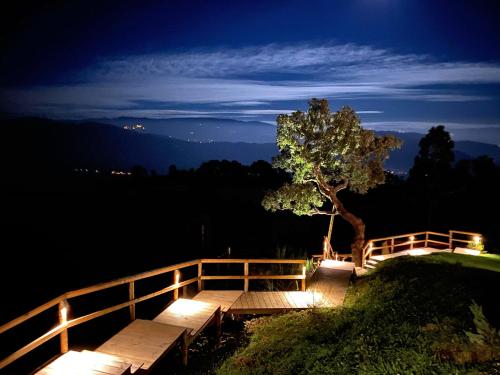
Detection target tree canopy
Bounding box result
[408,125,455,189]
[263,98,401,266]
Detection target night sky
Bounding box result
[1,0,500,143]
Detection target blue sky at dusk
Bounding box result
[1,0,500,142]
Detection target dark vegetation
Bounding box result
[219,254,500,374]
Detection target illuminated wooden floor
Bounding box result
[306,260,354,307]
[192,290,244,312]
[228,291,315,314]
[96,319,186,372]
[154,298,220,338]
[34,264,355,374]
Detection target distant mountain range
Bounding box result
[87,117,276,143]
[1,117,499,176]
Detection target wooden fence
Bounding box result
[0,258,306,370]
[362,229,482,266]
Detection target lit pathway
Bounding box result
[306,260,354,307]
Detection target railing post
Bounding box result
[173,270,180,300]
[449,230,453,250]
[198,261,203,291]
[244,262,249,292]
[391,238,395,253]
[425,232,429,248]
[129,281,135,321]
[58,300,68,354]
[301,264,306,291]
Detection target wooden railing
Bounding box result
[0,258,306,370]
[362,229,482,266]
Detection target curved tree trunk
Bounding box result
[330,193,365,267]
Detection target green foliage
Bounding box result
[263,98,401,214]
[262,182,324,216]
[466,302,500,348]
[218,255,500,374]
[467,240,485,252]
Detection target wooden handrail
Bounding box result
[200,258,306,264]
[0,257,306,370]
[361,229,482,266]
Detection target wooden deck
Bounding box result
[6,257,361,374]
[307,260,354,307]
[35,350,133,375]
[192,290,243,313]
[153,298,221,338]
[228,291,314,314]
[96,319,186,372]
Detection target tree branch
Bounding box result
[334,180,348,193]
[309,208,338,216]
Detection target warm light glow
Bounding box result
[461,248,481,256]
[166,298,212,316]
[473,235,481,244]
[409,236,415,241]
[45,350,122,372]
[175,271,180,284]
[320,259,354,271]
[61,306,68,324]
[408,249,430,256]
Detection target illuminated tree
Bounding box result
[262,99,401,266]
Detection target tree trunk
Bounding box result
[330,193,365,267]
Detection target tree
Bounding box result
[408,125,454,227]
[408,125,454,189]
[262,99,401,266]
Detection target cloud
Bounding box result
[2,42,500,118]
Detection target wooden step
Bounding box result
[80,351,134,374]
[154,298,221,338]
[34,350,131,375]
[96,319,186,372]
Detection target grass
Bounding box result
[429,252,500,273]
[218,254,500,374]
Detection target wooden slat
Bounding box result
[67,277,198,329]
[67,260,200,299]
[153,299,220,338]
[35,350,131,375]
[0,295,64,335]
[200,259,306,264]
[426,239,449,246]
[97,320,186,371]
[192,291,243,312]
[450,230,481,236]
[201,275,304,281]
[452,238,473,244]
[81,350,138,374]
[0,324,66,369]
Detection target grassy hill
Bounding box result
[218,254,500,374]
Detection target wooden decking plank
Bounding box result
[282,292,298,308]
[276,292,288,309]
[35,351,127,375]
[193,290,243,312]
[263,292,275,309]
[268,292,281,309]
[154,298,220,337]
[80,351,133,374]
[97,319,186,371]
